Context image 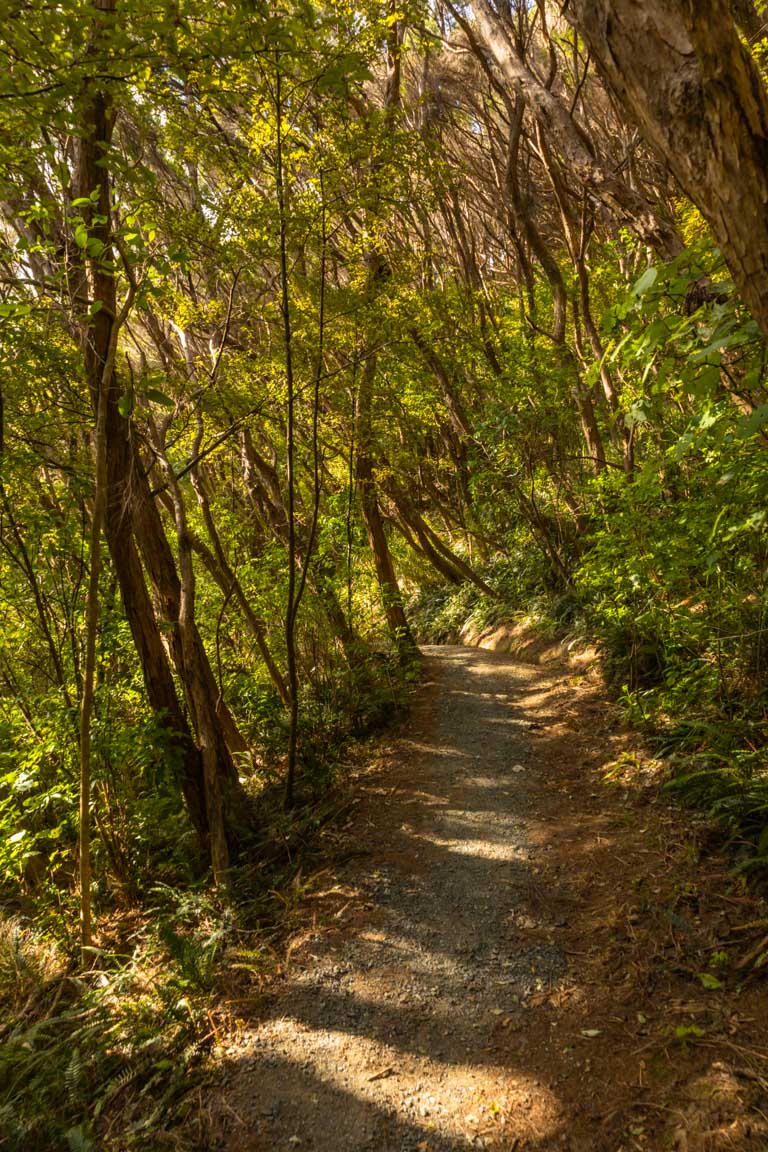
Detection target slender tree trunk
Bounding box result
[355,349,419,662]
[353,9,419,663]
[275,61,301,807]
[108,513,209,840]
[75,19,219,856]
[240,429,366,665]
[154,438,238,883]
[0,485,77,720]
[76,0,118,960]
[384,480,495,596]
[183,477,291,708]
[79,362,107,965]
[134,452,248,754]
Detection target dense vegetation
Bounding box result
[1,1,768,1146]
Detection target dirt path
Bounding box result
[206,646,768,1152]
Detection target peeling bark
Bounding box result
[567,0,768,335]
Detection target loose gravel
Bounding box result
[212,647,573,1151]
[201,644,768,1152]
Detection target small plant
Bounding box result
[674,1023,705,1050]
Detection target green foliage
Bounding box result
[663,750,768,867]
[0,899,218,1151]
[571,244,768,853]
[409,549,555,643]
[2,0,768,1141]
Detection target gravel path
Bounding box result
[205,644,768,1152]
[215,647,578,1150]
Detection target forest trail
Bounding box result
[206,647,768,1152]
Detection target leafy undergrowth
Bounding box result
[0,658,416,1152]
[0,788,367,1150]
[0,894,224,1152]
[408,551,581,647]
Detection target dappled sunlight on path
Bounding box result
[210,648,574,1151]
[202,646,768,1152]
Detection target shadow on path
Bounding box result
[202,647,627,1151]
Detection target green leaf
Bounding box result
[690,363,721,400]
[585,361,601,387]
[631,266,657,297]
[0,302,32,318]
[675,1024,704,1041]
[144,388,175,409]
[698,972,722,990]
[624,402,650,430]
[691,332,743,362]
[118,391,135,418]
[736,403,768,439]
[86,238,105,259]
[636,318,668,354]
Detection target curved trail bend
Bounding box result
[208,645,768,1152]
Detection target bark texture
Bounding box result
[355,343,419,661]
[463,0,682,258]
[566,0,768,335]
[75,71,240,860]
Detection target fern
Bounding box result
[64,1126,95,1152]
[63,1047,84,1108]
[94,1063,139,1115]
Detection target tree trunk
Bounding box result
[352,9,419,663]
[567,0,768,336]
[107,505,209,841]
[240,429,368,666]
[186,467,291,708]
[73,20,217,855]
[154,436,242,883]
[355,349,419,662]
[462,0,683,258]
[384,479,496,596]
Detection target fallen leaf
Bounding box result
[367,1066,396,1082]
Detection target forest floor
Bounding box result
[197,646,768,1152]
